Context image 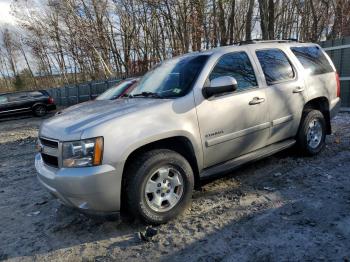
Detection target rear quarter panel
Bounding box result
[289,44,337,105]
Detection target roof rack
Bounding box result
[235,38,299,46]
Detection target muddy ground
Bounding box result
[0,112,349,262]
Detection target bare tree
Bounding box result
[0,0,347,92]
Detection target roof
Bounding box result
[0,90,47,96]
[177,39,318,58]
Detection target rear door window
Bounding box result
[7,92,29,102]
[256,49,295,85]
[209,52,258,91]
[290,46,334,75]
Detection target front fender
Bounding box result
[119,130,203,171]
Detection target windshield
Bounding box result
[129,55,209,98]
[96,81,134,100]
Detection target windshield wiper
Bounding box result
[131,92,163,98]
[121,93,133,98]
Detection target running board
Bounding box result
[200,139,296,179]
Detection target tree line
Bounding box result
[0,0,349,92]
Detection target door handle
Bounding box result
[249,97,265,105]
[293,86,305,93]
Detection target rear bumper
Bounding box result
[47,104,57,111]
[35,153,122,213]
[330,97,341,119]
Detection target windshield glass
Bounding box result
[96,81,134,100]
[130,55,209,98]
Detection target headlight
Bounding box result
[62,137,103,167]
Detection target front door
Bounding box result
[194,51,270,168]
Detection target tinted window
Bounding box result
[256,49,295,85]
[291,46,334,75]
[209,52,257,91]
[0,95,8,104]
[7,92,28,102]
[131,55,209,98]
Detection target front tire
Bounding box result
[125,149,194,224]
[297,109,326,155]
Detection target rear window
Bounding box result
[256,49,295,85]
[290,46,334,75]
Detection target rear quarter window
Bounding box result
[290,46,334,75]
[29,91,44,97]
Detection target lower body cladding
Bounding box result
[35,154,122,214]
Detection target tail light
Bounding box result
[335,72,341,97]
[48,97,54,104]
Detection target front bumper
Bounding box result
[330,97,341,119]
[35,153,122,213]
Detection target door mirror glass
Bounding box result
[203,76,238,98]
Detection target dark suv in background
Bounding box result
[0,90,56,117]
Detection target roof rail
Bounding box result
[235,38,299,46]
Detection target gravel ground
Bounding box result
[0,113,349,262]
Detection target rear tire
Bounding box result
[297,109,326,155]
[125,149,194,224]
[33,105,47,117]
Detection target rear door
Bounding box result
[6,92,32,113]
[252,48,307,144]
[194,50,270,167]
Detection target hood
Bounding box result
[40,98,169,140]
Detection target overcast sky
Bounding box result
[0,0,15,26]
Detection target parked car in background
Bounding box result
[36,40,340,224]
[0,90,56,117]
[96,78,139,100]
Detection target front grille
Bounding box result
[40,138,58,148]
[39,137,59,168]
[42,153,59,168]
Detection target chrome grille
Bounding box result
[40,137,58,148]
[39,137,59,168]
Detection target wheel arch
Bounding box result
[31,102,47,110]
[120,136,200,211]
[303,97,331,134]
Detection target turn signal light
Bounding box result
[93,137,104,165]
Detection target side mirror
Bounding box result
[203,76,238,98]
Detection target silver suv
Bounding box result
[35,40,341,224]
